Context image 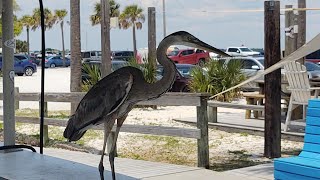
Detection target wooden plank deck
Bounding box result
[0,144,272,180]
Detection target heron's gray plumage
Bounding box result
[63,31,230,180]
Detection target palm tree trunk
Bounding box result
[70,0,82,113]
[27,27,30,56]
[132,24,137,62]
[61,22,66,67]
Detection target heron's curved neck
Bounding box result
[144,37,176,99]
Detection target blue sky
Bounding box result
[15,0,320,51]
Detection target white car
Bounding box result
[226,47,260,57]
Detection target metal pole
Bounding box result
[39,0,45,154]
[162,0,166,38]
[2,0,15,147]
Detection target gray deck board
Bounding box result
[0,145,272,179]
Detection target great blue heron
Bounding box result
[63,31,230,180]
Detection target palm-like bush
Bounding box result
[81,64,101,92]
[189,60,245,102]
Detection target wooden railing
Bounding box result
[0,90,210,168]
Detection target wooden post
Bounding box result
[297,0,306,61]
[264,1,281,158]
[285,5,297,57]
[197,96,209,168]
[148,7,157,66]
[207,106,217,123]
[39,101,49,145]
[14,87,19,110]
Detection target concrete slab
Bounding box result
[226,163,274,180]
[0,145,274,180]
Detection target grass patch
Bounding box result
[15,108,70,119]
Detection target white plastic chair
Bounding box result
[283,61,320,131]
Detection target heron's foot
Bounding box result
[99,161,104,180]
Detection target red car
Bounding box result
[167,49,210,66]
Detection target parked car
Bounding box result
[81,60,129,81]
[304,61,320,80]
[219,56,286,91]
[225,47,260,57]
[167,48,210,66]
[81,50,102,63]
[45,56,70,68]
[306,49,320,64]
[111,51,135,61]
[0,55,37,76]
[157,64,197,92]
[15,54,41,66]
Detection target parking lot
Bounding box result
[1,67,71,111]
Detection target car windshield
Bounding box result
[258,59,264,66]
[240,48,252,52]
[305,62,320,71]
[167,51,179,56]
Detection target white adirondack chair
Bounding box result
[283,61,320,131]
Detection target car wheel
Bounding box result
[17,73,24,76]
[24,67,34,76]
[50,63,56,68]
[198,59,206,67]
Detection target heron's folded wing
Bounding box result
[73,70,133,129]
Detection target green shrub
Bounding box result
[189,60,245,102]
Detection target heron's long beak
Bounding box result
[184,38,231,57]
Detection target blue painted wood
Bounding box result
[299,151,320,160]
[303,143,320,153]
[306,116,320,126]
[307,108,320,117]
[305,125,320,135]
[308,99,320,108]
[304,134,320,144]
[274,100,320,180]
[274,170,319,180]
[274,157,320,178]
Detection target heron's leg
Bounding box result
[109,116,127,180]
[99,119,115,180]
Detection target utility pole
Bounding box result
[148,7,156,67]
[264,0,281,158]
[162,0,166,38]
[100,0,111,77]
[2,0,16,146]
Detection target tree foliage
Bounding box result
[90,0,120,26]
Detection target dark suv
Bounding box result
[0,55,37,76]
[111,51,134,61]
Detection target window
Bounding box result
[228,48,239,52]
[196,49,204,53]
[243,59,257,69]
[90,52,96,56]
[82,52,90,58]
[168,51,179,56]
[15,55,27,60]
[239,48,252,52]
[306,50,320,59]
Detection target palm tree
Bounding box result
[119,4,145,59]
[20,15,35,56]
[90,0,120,26]
[70,0,82,113]
[31,8,56,31]
[54,9,68,66]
